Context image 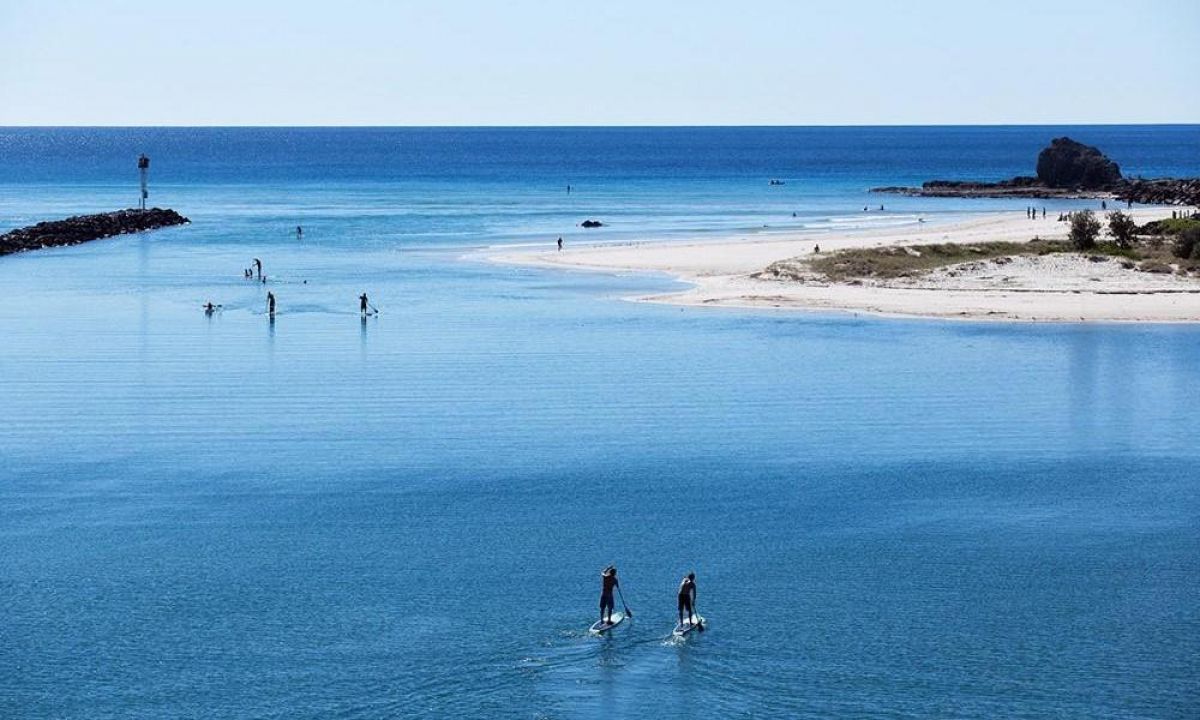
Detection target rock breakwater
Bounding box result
[0,208,189,256]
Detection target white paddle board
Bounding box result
[672,614,705,637]
[589,612,625,635]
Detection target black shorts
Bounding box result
[600,592,615,612]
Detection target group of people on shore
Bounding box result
[599,566,700,629]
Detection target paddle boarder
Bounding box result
[599,565,619,625]
[359,293,369,316]
[267,291,276,317]
[677,572,697,627]
[253,258,262,280]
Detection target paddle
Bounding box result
[616,585,632,619]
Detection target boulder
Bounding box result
[1035,137,1122,189]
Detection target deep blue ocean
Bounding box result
[1,127,1198,719]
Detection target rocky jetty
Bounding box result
[0,208,189,257]
[1118,178,1200,207]
[872,137,1198,205]
[872,178,1112,200]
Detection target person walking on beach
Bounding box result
[599,566,619,625]
[359,293,369,316]
[557,237,563,252]
[253,258,263,280]
[267,291,276,317]
[678,572,698,627]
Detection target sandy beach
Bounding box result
[493,208,1200,322]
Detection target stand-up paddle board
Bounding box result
[589,612,625,635]
[672,614,705,637]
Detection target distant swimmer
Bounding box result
[557,237,563,252]
[360,293,369,316]
[253,258,263,280]
[677,572,698,628]
[599,565,619,625]
[879,204,884,211]
[863,206,869,212]
[267,291,276,317]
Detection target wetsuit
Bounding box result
[678,577,696,624]
[600,571,618,622]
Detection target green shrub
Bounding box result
[1173,226,1200,259]
[1107,210,1137,249]
[1070,210,1102,250]
[1151,217,1200,235]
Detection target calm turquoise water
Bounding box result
[1,127,1198,718]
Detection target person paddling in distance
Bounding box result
[359,293,370,316]
[267,291,276,318]
[599,565,619,625]
[678,572,698,628]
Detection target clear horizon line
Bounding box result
[2,122,1198,130]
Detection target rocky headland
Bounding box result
[872,137,1200,206]
[0,208,190,257]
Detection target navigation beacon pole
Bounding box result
[137,154,150,210]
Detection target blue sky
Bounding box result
[1,0,1196,125]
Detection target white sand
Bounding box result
[491,209,1200,322]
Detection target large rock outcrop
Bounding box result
[871,136,1199,203]
[1035,137,1123,189]
[0,208,190,256]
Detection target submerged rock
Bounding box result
[581,219,604,228]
